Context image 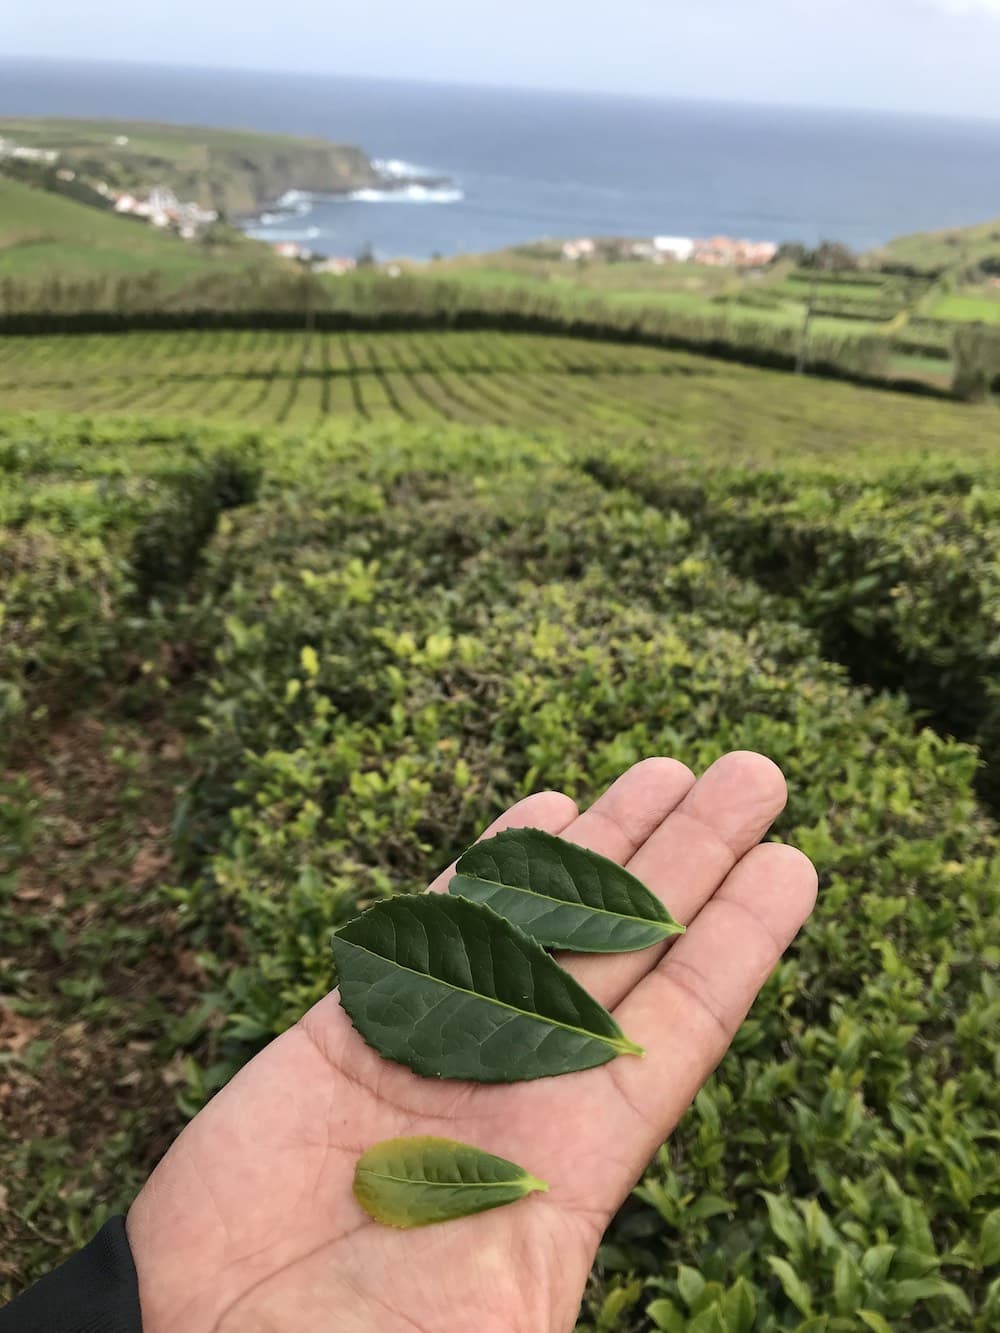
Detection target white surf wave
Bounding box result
[349,183,464,204]
[256,195,314,225]
[372,158,435,179]
[356,157,463,203]
[274,188,313,207]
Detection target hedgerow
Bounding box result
[587,451,1000,806]
[0,417,261,750]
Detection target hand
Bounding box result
[126,753,817,1333]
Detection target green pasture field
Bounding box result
[870,215,1000,276]
[0,177,268,282]
[928,293,1000,325]
[406,260,888,342]
[1,330,998,1330]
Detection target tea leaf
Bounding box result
[858,1315,893,1333]
[449,827,684,952]
[353,1135,547,1228]
[767,1257,814,1318]
[331,894,643,1081]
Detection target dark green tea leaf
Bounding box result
[331,894,643,1081]
[354,1135,548,1228]
[449,827,684,952]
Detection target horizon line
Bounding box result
[2,51,1000,128]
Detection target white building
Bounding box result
[654,236,695,262]
[0,138,59,164]
[313,257,357,276]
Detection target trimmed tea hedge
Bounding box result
[588,451,1000,806]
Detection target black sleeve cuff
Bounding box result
[0,1216,142,1333]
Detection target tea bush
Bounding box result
[0,417,261,749]
[165,435,999,1331]
[589,451,1000,807]
[3,405,998,1330]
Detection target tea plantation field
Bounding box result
[1,329,998,462]
[1,334,998,1332]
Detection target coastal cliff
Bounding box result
[0,117,380,216]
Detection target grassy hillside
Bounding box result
[1,386,997,1330]
[0,176,275,281]
[415,217,1000,388]
[870,214,1000,277]
[0,117,377,215]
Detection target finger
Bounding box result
[566,751,788,1010]
[600,842,817,1189]
[425,789,578,893]
[554,756,696,866]
[428,756,693,895]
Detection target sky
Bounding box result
[4,0,1000,119]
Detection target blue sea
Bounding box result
[2,57,999,261]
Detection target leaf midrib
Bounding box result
[358,1169,530,1190]
[454,871,677,933]
[338,935,639,1055]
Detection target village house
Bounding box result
[0,137,59,164]
[654,236,696,262]
[692,236,778,267]
[114,185,217,236]
[562,237,596,261]
[312,256,357,275]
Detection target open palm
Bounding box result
[126,753,817,1333]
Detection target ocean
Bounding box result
[2,57,999,262]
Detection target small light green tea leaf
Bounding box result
[860,1243,897,1282]
[858,1313,893,1333]
[891,1277,972,1314]
[978,1208,1000,1267]
[833,1250,862,1315]
[354,1136,546,1228]
[722,1278,757,1333]
[676,1264,706,1312]
[449,827,684,952]
[332,894,643,1082]
[767,1257,814,1318]
[646,1298,686,1333]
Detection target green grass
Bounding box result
[0,117,374,215]
[870,215,1000,277]
[889,350,953,383]
[0,177,265,282]
[928,293,1000,325]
